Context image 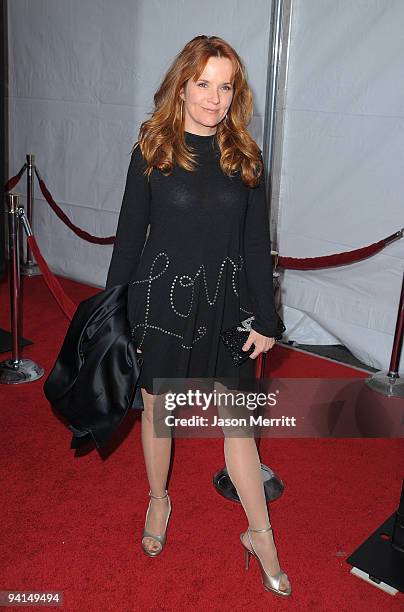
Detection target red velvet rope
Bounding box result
[277,236,397,270]
[5,164,27,192]
[35,171,115,245]
[27,235,77,320]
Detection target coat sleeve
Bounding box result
[243,153,280,338]
[105,144,151,288]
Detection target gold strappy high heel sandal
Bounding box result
[141,490,171,557]
[240,526,292,597]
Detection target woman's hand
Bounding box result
[242,330,276,359]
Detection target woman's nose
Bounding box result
[207,90,220,104]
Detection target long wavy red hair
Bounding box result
[133,35,264,188]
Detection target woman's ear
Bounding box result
[179,81,188,102]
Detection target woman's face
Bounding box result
[180,56,234,136]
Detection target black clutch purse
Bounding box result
[220,315,286,367]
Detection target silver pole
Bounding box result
[263,0,283,189]
[8,193,21,363]
[21,153,41,276]
[263,0,293,241]
[0,193,44,384]
[261,0,292,374]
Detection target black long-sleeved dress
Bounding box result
[106,130,280,404]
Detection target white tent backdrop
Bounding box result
[275,0,403,373]
[7,0,403,374]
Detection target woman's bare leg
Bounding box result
[223,436,290,592]
[140,386,172,554]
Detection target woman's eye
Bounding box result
[197,83,232,91]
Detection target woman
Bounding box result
[106,35,291,597]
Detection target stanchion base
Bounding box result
[21,261,41,276]
[346,512,404,594]
[213,464,284,503]
[365,371,404,398]
[0,358,44,384]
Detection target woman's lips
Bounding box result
[203,108,219,113]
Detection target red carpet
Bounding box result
[0,273,403,611]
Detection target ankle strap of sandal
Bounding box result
[149,490,168,499]
[248,525,272,533]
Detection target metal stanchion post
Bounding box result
[0,193,44,384]
[21,153,41,276]
[366,270,404,398]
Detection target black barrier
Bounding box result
[347,479,404,594]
